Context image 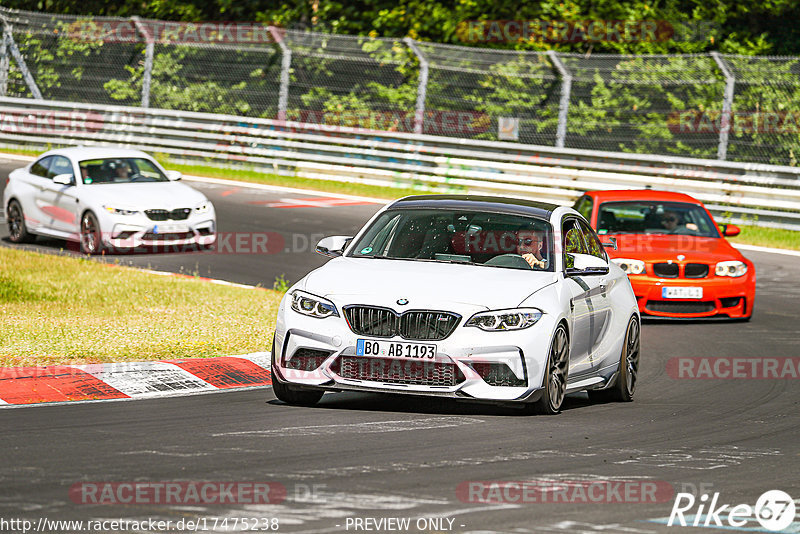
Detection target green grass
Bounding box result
[0,247,283,367]
[162,160,443,200]
[728,224,800,251]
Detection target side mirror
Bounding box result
[566,253,610,276]
[721,224,740,237]
[165,170,182,181]
[53,173,73,186]
[316,236,352,258]
[601,237,618,250]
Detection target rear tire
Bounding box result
[270,338,324,406]
[80,211,105,255]
[7,200,35,243]
[529,324,569,415]
[588,315,640,403]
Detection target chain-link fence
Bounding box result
[2,6,800,166]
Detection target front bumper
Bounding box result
[630,273,755,319]
[273,306,559,403]
[100,212,216,250]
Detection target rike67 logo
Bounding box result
[668,490,796,531]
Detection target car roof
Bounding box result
[36,146,153,162]
[582,189,703,205]
[389,195,559,219]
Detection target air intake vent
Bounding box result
[331,356,465,387]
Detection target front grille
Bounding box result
[141,231,194,241]
[286,348,331,371]
[145,208,192,221]
[471,362,525,387]
[332,355,465,387]
[653,262,679,278]
[344,306,460,341]
[399,311,460,341]
[685,263,709,278]
[646,301,715,314]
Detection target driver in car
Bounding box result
[660,210,698,233]
[517,229,547,269]
[115,161,131,180]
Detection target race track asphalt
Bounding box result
[1,157,798,533]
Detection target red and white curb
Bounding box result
[0,353,272,407]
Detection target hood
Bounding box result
[303,257,559,312]
[606,233,745,263]
[79,182,207,210]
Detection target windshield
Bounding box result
[597,201,720,238]
[347,208,555,271]
[79,158,168,185]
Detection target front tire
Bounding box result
[270,338,324,406]
[80,211,104,255]
[7,200,35,243]
[530,324,569,415]
[589,315,640,403]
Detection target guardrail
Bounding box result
[1,95,799,230]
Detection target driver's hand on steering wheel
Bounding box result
[522,253,546,269]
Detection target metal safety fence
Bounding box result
[1,96,799,230]
[2,7,800,167]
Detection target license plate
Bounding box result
[662,287,703,299]
[356,339,437,359]
[153,223,189,234]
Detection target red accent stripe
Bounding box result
[0,366,129,404]
[167,357,271,389]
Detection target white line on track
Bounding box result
[212,416,484,437]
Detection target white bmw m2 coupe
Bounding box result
[4,146,216,254]
[272,195,641,414]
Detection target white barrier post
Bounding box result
[131,17,154,108]
[4,25,42,100]
[547,51,572,149]
[711,52,735,161]
[269,26,291,122]
[0,27,8,97]
[404,38,429,135]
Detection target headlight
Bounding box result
[611,258,645,275]
[715,260,747,277]
[290,290,339,318]
[465,308,543,331]
[195,202,211,214]
[104,205,139,216]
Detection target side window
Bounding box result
[30,156,53,178]
[562,219,588,268]
[578,220,606,261]
[574,196,593,221]
[47,156,74,182]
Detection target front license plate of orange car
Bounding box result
[662,287,703,299]
[356,339,437,359]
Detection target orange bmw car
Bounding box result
[574,190,755,320]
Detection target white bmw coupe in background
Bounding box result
[4,146,216,254]
[272,195,641,414]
